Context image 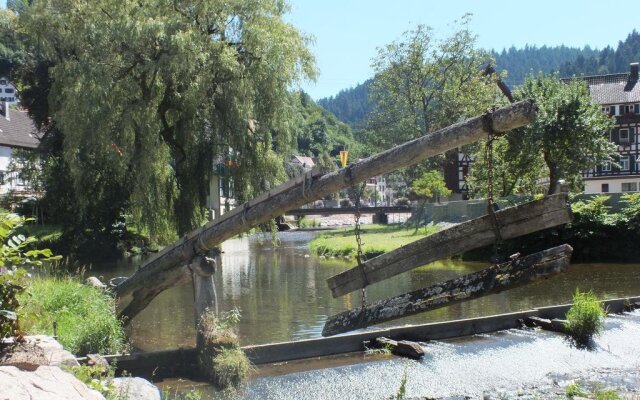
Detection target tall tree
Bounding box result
[366,15,499,185]
[470,73,616,196]
[17,0,315,246]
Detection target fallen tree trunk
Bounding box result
[327,193,571,298]
[115,100,538,322]
[322,244,573,337]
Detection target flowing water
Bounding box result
[92,230,640,350]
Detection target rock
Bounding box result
[109,276,129,287]
[0,365,105,400]
[86,276,107,289]
[113,377,161,400]
[26,335,79,367]
[0,343,48,371]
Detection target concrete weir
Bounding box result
[89,296,640,380]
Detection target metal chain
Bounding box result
[352,181,368,310]
[485,130,504,261]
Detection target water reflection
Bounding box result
[92,231,640,350]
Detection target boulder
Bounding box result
[0,365,105,400]
[26,335,79,368]
[0,343,48,371]
[113,377,162,400]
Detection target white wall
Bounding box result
[584,178,640,194]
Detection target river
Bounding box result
[93,230,640,351]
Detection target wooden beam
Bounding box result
[115,100,538,322]
[322,244,573,337]
[327,193,571,298]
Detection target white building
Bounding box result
[0,78,19,105]
[581,63,640,194]
[0,103,41,195]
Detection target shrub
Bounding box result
[564,290,606,348]
[197,308,250,389]
[211,347,250,389]
[394,197,410,207]
[18,277,126,355]
[0,212,60,344]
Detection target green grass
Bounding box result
[565,290,607,348]
[19,223,63,245]
[18,277,127,355]
[310,224,438,258]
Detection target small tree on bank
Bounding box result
[470,73,616,196]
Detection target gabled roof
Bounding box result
[291,155,315,168]
[0,107,41,149]
[584,73,639,105]
[569,66,640,105]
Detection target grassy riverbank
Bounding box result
[310,224,438,258]
[18,277,127,355]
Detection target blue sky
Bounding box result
[2,1,636,99]
[286,0,638,99]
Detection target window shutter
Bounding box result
[635,104,640,114]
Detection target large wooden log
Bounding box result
[115,100,538,321]
[322,244,573,337]
[327,193,571,298]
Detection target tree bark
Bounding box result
[116,100,538,322]
[322,244,573,336]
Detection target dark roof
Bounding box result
[0,107,41,149]
[571,72,640,105]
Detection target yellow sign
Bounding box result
[339,150,349,168]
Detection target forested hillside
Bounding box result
[319,30,640,127]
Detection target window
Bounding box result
[622,182,638,192]
[602,183,609,193]
[620,156,630,171]
[635,104,640,114]
[622,104,636,115]
[636,156,640,171]
[0,80,6,85]
[602,161,612,172]
[4,88,13,94]
[620,128,630,143]
[603,105,616,116]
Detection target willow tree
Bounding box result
[19,0,315,244]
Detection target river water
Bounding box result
[93,230,640,351]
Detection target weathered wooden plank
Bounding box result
[322,244,573,336]
[327,193,571,298]
[115,100,538,322]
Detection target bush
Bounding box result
[18,277,126,355]
[394,197,410,206]
[564,290,606,348]
[197,308,250,389]
[0,212,60,343]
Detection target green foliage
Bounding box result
[0,212,60,341]
[367,15,498,189]
[162,388,203,400]
[411,170,452,202]
[17,0,316,247]
[565,290,606,348]
[68,364,118,399]
[560,30,640,78]
[392,370,408,400]
[565,382,589,398]
[210,347,251,389]
[198,308,250,389]
[518,73,614,194]
[18,277,127,355]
